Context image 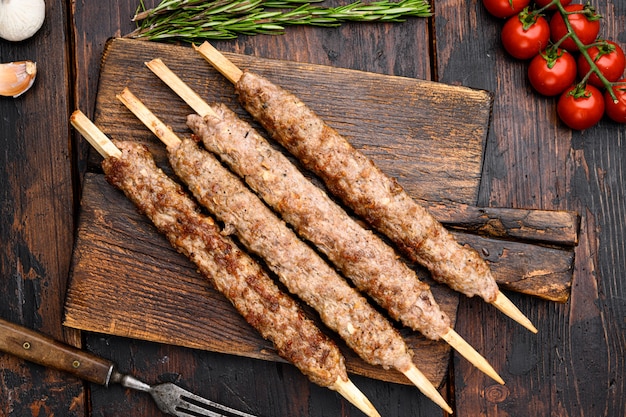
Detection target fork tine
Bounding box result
[151,383,258,417]
[177,390,258,417]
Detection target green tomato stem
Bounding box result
[532,0,555,16]
[553,1,618,102]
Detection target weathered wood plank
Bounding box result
[0,1,84,416]
[425,201,580,246]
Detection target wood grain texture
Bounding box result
[425,201,580,246]
[435,0,626,416]
[453,232,574,303]
[0,1,84,416]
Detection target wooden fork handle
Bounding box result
[0,317,114,385]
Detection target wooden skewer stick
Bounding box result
[115,88,181,149]
[145,59,216,118]
[331,377,382,417]
[146,58,217,117]
[146,58,504,387]
[375,363,454,413]
[70,110,121,159]
[194,41,538,336]
[403,366,452,413]
[492,292,538,334]
[193,43,243,84]
[115,87,387,417]
[440,328,504,385]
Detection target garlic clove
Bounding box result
[0,61,37,98]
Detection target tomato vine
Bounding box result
[483,0,626,129]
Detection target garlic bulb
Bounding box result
[0,61,37,97]
[0,0,46,42]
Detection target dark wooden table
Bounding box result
[1,0,624,416]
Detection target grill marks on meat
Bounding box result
[187,107,451,340]
[234,71,499,303]
[167,137,415,372]
[102,141,347,388]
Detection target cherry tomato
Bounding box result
[533,0,572,10]
[483,0,531,19]
[528,48,577,96]
[577,41,626,88]
[604,80,626,123]
[550,4,601,52]
[557,84,605,130]
[501,11,550,60]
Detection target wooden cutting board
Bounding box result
[64,38,578,387]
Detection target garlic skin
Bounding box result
[0,0,46,42]
[0,61,37,97]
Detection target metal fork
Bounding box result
[0,317,258,417]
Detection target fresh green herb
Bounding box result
[129,0,431,42]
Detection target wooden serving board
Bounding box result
[64,38,578,387]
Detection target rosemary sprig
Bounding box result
[129,0,431,42]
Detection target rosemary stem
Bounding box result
[131,0,431,42]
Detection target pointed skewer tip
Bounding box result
[491,291,538,334]
[401,364,452,414]
[331,377,381,417]
[440,328,504,385]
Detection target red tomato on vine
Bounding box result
[550,4,601,52]
[501,11,550,59]
[604,80,626,123]
[528,48,577,96]
[577,41,626,88]
[557,84,605,130]
[483,0,531,19]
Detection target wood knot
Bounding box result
[484,384,509,403]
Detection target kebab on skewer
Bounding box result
[144,58,504,385]
[116,87,453,414]
[69,110,381,417]
[193,42,537,334]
